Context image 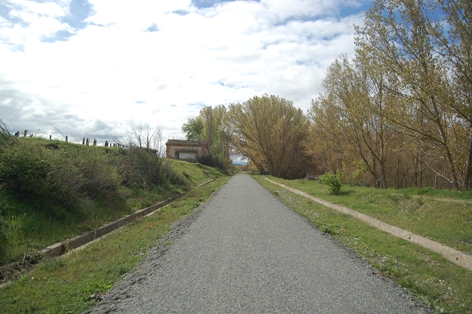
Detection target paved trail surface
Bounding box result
[89,174,430,314]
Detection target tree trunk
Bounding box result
[462,128,472,190]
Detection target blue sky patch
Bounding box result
[145,24,159,32]
[172,10,189,16]
[0,3,30,27]
[192,0,245,9]
[338,1,372,18]
[41,30,75,43]
[62,0,93,29]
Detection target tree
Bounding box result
[182,106,232,170]
[128,122,163,154]
[322,56,395,188]
[225,94,309,179]
[305,96,343,175]
[429,0,472,188]
[182,118,204,141]
[354,0,467,190]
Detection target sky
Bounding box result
[0,0,371,147]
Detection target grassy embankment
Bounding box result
[254,175,472,314]
[0,137,227,269]
[0,137,225,264]
[0,137,230,313]
[0,177,229,313]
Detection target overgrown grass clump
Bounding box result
[255,175,472,314]
[318,171,342,195]
[0,137,224,267]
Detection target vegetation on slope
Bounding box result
[0,177,229,314]
[0,136,225,268]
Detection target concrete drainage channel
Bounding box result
[41,179,216,258]
[266,178,472,272]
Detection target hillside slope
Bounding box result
[0,137,226,266]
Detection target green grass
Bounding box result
[0,138,225,270]
[264,176,472,255]
[167,158,224,188]
[0,177,230,314]
[254,175,472,314]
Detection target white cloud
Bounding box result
[1,0,71,45]
[0,0,369,145]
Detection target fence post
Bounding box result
[65,135,68,142]
[24,130,27,137]
[86,138,89,146]
[82,137,85,145]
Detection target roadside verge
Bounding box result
[265,178,472,271]
[41,180,215,258]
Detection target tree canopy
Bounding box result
[179,0,472,190]
[225,94,310,179]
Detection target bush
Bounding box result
[0,139,179,224]
[0,140,126,220]
[0,141,51,207]
[319,172,343,195]
[44,146,123,212]
[122,147,173,190]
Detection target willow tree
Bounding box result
[305,94,348,177]
[225,94,309,179]
[307,53,401,188]
[354,0,470,190]
[182,118,204,141]
[430,0,472,188]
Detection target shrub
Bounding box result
[319,171,343,195]
[114,147,174,191]
[0,141,51,207]
[75,150,121,199]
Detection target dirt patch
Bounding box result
[0,252,43,287]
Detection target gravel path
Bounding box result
[88,174,431,313]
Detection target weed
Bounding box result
[82,280,113,298]
[1,214,25,245]
[39,258,67,272]
[319,172,343,195]
[321,224,341,235]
